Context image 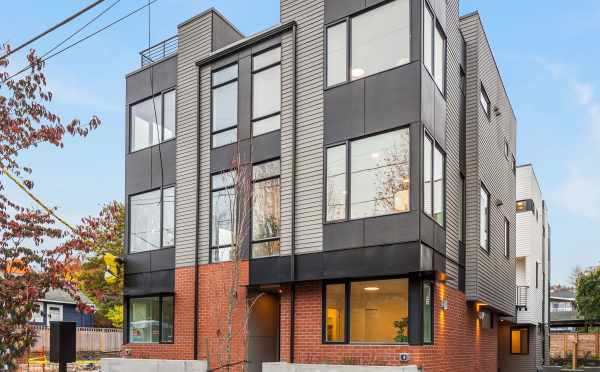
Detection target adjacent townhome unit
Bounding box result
[122,1,517,371]
[498,164,550,372]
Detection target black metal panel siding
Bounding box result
[460,12,516,316]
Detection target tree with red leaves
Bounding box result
[0,45,100,370]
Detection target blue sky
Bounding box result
[1,1,598,285]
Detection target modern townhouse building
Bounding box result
[498,164,551,371]
[122,1,519,371]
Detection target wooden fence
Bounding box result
[30,325,122,353]
[550,332,600,359]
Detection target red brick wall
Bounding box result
[279,282,498,372]
[123,262,250,371]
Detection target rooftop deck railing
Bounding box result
[140,35,178,67]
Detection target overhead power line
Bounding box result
[0,0,107,61]
[4,0,159,82]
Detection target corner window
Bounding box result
[252,160,281,258]
[130,90,176,152]
[511,328,529,354]
[212,64,238,148]
[423,134,445,226]
[252,47,281,136]
[504,217,509,258]
[516,199,534,213]
[423,4,446,92]
[325,278,410,344]
[129,187,175,253]
[326,129,410,221]
[480,184,490,251]
[211,171,236,262]
[128,295,173,344]
[480,82,490,118]
[326,0,410,87]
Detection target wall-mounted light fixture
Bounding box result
[440,298,448,311]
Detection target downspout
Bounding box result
[193,63,201,361]
[289,22,297,364]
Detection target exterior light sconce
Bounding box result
[478,311,486,321]
[440,299,448,311]
[496,199,503,207]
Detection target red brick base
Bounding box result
[124,266,498,372]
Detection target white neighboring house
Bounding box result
[514,164,551,366]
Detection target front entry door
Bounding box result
[247,293,280,372]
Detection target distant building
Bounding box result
[30,289,95,327]
[549,286,583,332]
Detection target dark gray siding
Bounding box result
[460,12,516,316]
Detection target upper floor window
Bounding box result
[516,199,534,213]
[423,4,446,92]
[480,183,490,251]
[252,160,281,258]
[130,90,176,152]
[480,82,490,118]
[423,134,445,226]
[325,128,410,221]
[212,64,238,148]
[252,47,281,136]
[504,217,510,258]
[211,171,236,262]
[325,0,410,87]
[129,187,175,254]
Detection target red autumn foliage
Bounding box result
[0,44,101,370]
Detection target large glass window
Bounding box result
[325,283,345,343]
[211,171,236,262]
[326,22,347,87]
[423,134,445,226]
[480,83,490,118]
[350,129,410,219]
[423,5,445,92]
[130,90,176,152]
[253,47,281,136]
[511,328,529,354]
[128,296,173,344]
[423,5,433,74]
[212,64,238,148]
[325,279,433,345]
[130,187,175,253]
[252,160,281,258]
[480,184,490,251]
[326,145,347,221]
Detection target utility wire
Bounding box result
[3,0,159,82]
[0,0,106,61]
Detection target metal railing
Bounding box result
[140,35,178,67]
[516,285,528,311]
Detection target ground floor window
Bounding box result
[324,278,411,344]
[511,327,529,354]
[128,295,174,344]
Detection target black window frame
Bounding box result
[510,327,529,355]
[126,294,174,344]
[422,280,434,345]
[211,63,239,149]
[322,277,423,345]
[504,217,510,258]
[251,158,282,259]
[423,1,446,95]
[128,185,176,254]
[251,46,282,138]
[209,170,237,263]
[480,182,490,252]
[129,88,177,154]
[423,131,446,228]
[324,0,413,90]
[480,82,491,119]
[323,126,411,224]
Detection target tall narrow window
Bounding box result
[326,145,347,221]
[163,90,176,141]
[212,64,238,148]
[458,175,465,243]
[350,129,410,219]
[253,47,281,136]
[433,146,445,225]
[351,0,410,80]
[424,134,445,226]
[423,5,445,92]
[130,187,174,253]
[423,282,433,344]
[327,22,347,87]
[480,83,490,118]
[423,5,433,74]
[504,217,510,258]
[480,184,490,251]
[511,328,529,354]
[252,160,281,258]
[434,25,445,91]
[325,283,345,343]
[423,135,433,217]
[536,262,539,288]
[211,171,236,262]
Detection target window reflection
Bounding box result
[252,160,281,258]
